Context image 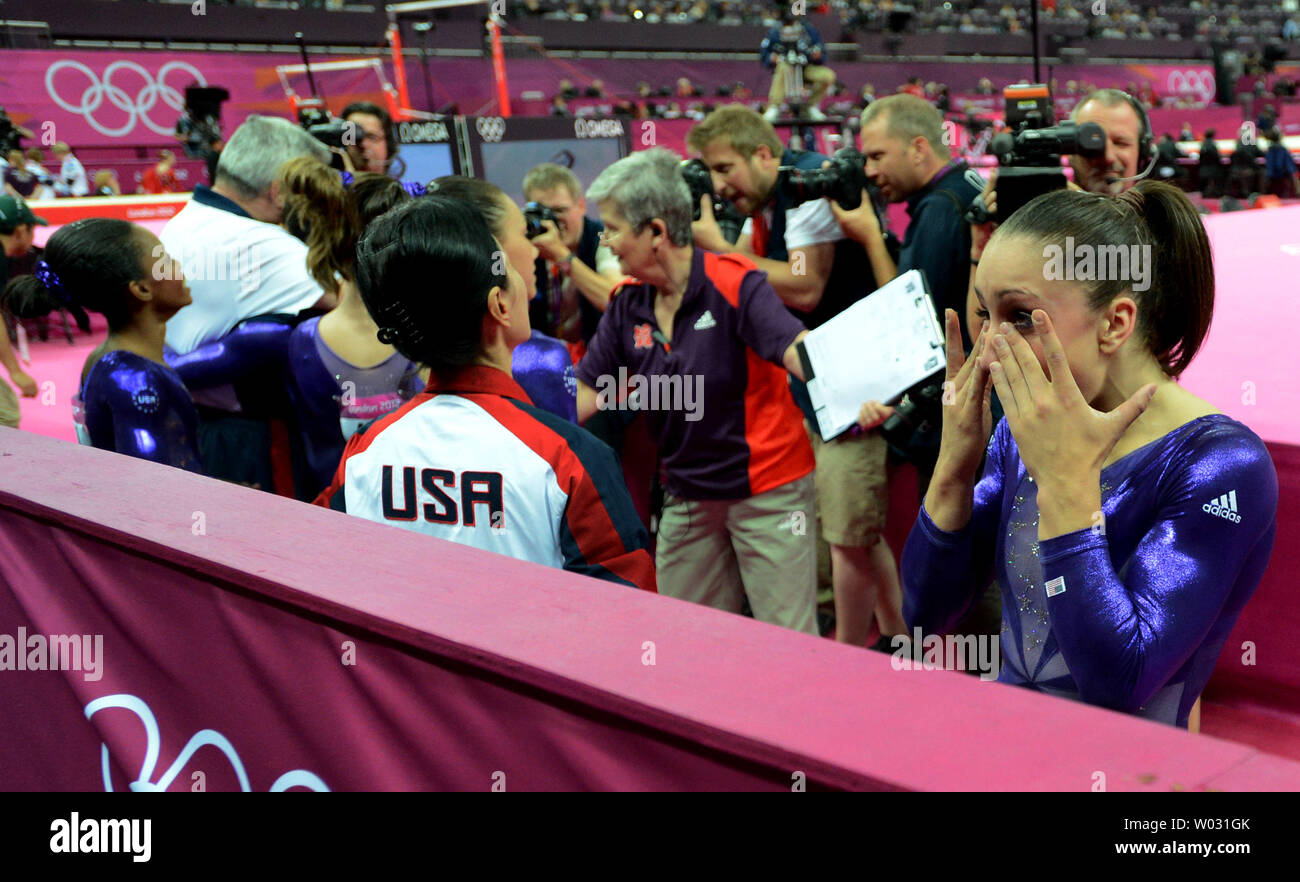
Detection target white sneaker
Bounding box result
[763,106,780,123]
[806,105,827,122]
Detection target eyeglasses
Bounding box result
[598,224,646,246]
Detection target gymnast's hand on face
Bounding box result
[985,309,1157,495]
[935,308,993,485]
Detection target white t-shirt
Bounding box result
[58,155,89,197]
[740,197,844,253]
[160,192,325,355]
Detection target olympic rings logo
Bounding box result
[45,60,207,138]
[476,116,506,142]
[1166,69,1216,102]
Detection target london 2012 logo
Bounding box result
[45,60,207,138]
[84,693,330,792]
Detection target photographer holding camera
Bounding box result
[687,104,906,650]
[522,163,624,349]
[340,102,402,178]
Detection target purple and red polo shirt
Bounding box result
[576,249,814,501]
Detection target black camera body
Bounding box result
[778,147,869,211]
[967,85,1106,224]
[523,202,559,240]
[880,375,946,455]
[679,158,745,245]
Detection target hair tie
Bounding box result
[34,259,68,303]
[340,170,355,187]
[376,326,401,345]
[402,181,427,198]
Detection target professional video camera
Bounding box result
[965,84,1106,224]
[778,146,870,210]
[679,158,745,244]
[298,106,348,149]
[523,202,559,240]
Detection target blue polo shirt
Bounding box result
[576,249,814,501]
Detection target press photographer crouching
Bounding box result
[574,148,819,634]
[686,105,907,648]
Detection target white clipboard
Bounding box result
[795,269,946,442]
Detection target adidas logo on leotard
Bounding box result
[694,310,717,330]
[1203,490,1241,523]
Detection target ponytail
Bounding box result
[276,156,359,291]
[2,218,143,332]
[1115,181,1214,377]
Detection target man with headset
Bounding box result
[968,88,1155,332]
[342,102,401,177]
[1066,88,1155,195]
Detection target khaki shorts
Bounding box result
[807,425,888,548]
[0,379,19,428]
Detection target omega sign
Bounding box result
[398,120,450,143]
[575,119,625,139]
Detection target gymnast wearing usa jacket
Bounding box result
[314,196,655,592]
[900,182,1277,729]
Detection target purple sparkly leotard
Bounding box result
[77,350,202,473]
[511,330,578,424]
[900,414,1278,729]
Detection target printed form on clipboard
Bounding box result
[795,269,945,442]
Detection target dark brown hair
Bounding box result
[994,180,1214,378]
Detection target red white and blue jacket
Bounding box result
[314,365,656,592]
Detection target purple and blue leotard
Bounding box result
[900,414,1278,728]
[75,350,202,473]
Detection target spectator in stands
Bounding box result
[976,77,995,96]
[92,170,121,197]
[342,102,400,178]
[761,5,835,122]
[585,79,607,98]
[1154,134,1187,183]
[676,77,701,98]
[687,105,905,647]
[3,150,37,199]
[138,150,180,194]
[51,143,89,198]
[906,182,1277,731]
[1198,129,1224,199]
[1229,126,1264,198]
[1179,122,1194,142]
[550,95,571,117]
[574,147,819,632]
[859,83,876,107]
[522,163,623,350]
[315,196,655,592]
[1264,128,1300,198]
[900,76,924,98]
[158,116,334,487]
[6,218,200,471]
[558,79,579,100]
